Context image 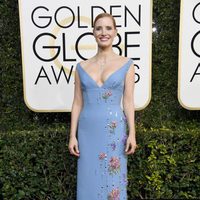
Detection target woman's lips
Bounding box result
[99,37,110,41]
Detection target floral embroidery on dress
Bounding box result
[108,188,120,200]
[122,134,128,146]
[122,114,127,124]
[99,152,107,160]
[107,120,117,133]
[102,90,112,102]
[110,141,116,150]
[108,156,121,175]
[122,173,128,185]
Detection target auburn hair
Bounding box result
[93,13,116,29]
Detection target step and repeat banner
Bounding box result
[18,0,153,112]
[178,0,200,110]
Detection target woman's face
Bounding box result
[93,17,117,48]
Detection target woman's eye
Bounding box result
[95,27,101,31]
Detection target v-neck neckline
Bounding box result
[78,59,131,89]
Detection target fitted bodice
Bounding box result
[76,59,133,107]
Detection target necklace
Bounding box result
[99,62,104,73]
[98,59,106,74]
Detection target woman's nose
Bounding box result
[101,28,107,35]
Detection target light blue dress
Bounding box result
[76,59,133,200]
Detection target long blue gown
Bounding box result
[76,59,133,200]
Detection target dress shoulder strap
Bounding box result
[75,62,81,75]
[125,58,134,72]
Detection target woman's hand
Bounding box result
[125,134,137,155]
[68,136,80,157]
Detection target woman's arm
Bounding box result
[69,66,83,156]
[123,63,137,154]
[70,67,83,138]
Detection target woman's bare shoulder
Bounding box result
[113,55,131,63]
[79,57,95,68]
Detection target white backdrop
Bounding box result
[178,0,200,110]
[18,0,152,112]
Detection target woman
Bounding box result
[69,13,137,200]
